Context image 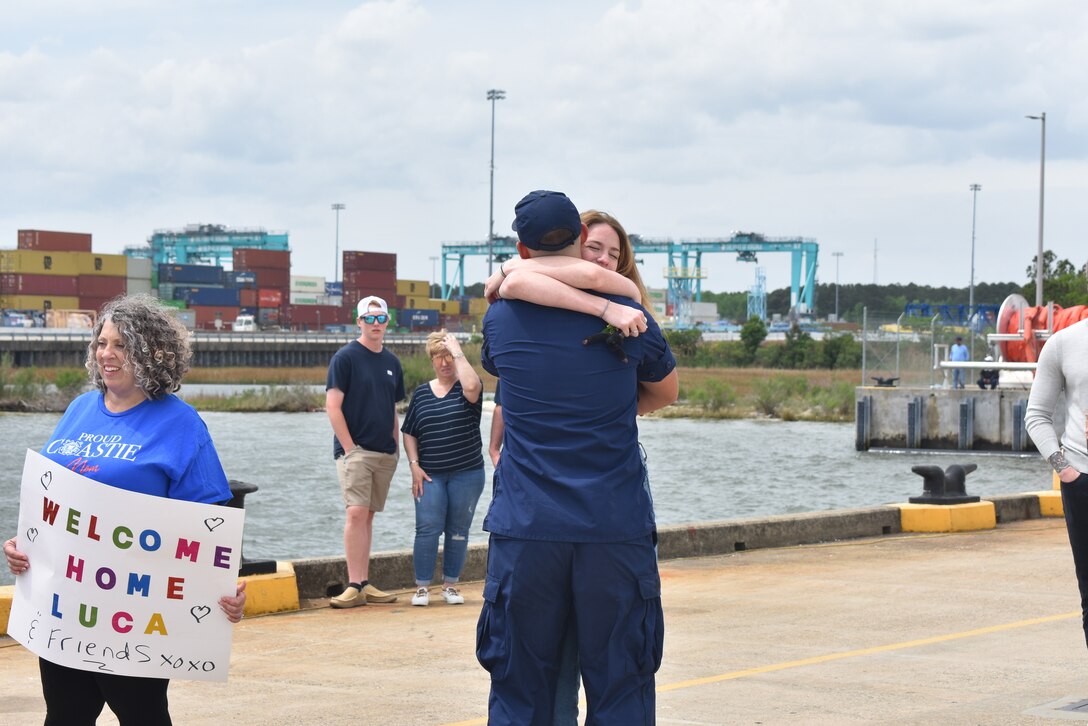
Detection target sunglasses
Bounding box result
[360,314,389,324]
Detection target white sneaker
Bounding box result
[442,586,465,605]
[411,587,429,606]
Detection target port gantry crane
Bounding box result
[437,232,819,327]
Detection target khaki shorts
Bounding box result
[336,447,399,511]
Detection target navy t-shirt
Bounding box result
[401,380,484,473]
[481,293,675,542]
[327,341,406,458]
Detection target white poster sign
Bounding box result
[8,450,245,682]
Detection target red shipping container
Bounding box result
[344,269,396,290]
[257,288,283,308]
[239,288,257,308]
[78,296,116,313]
[343,250,396,273]
[250,267,290,290]
[342,288,396,312]
[18,229,93,252]
[191,305,241,330]
[0,273,79,296]
[285,304,344,326]
[77,275,127,298]
[233,248,290,270]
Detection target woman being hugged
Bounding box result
[402,331,485,606]
[3,294,245,726]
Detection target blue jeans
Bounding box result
[413,467,486,585]
[952,368,966,389]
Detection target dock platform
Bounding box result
[1,518,1086,725]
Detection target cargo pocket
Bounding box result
[635,574,664,676]
[476,575,510,680]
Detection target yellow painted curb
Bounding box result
[898,501,996,533]
[0,585,12,637]
[1054,471,1061,491]
[1037,490,1064,518]
[242,561,300,616]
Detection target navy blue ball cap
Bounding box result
[511,190,581,251]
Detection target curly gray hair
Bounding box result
[85,294,192,399]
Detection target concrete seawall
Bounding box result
[289,492,1050,600]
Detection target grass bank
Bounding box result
[1,354,863,422]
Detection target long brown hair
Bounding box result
[580,209,653,312]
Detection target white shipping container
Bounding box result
[125,256,153,279]
[289,293,321,305]
[126,277,153,296]
[290,275,326,293]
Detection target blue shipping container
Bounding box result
[158,264,224,286]
[227,271,257,288]
[402,308,439,328]
[325,282,343,297]
[174,287,241,306]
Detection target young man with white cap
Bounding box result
[476,190,678,723]
[325,294,405,607]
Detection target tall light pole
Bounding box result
[968,184,981,358]
[1026,112,1046,307]
[487,89,506,276]
[831,252,844,321]
[331,203,345,284]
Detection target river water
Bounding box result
[0,408,1053,586]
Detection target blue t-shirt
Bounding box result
[326,341,406,458]
[40,391,231,504]
[950,343,969,362]
[401,381,484,474]
[481,293,675,542]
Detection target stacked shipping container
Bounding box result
[1,231,130,314]
[233,248,291,330]
[342,251,396,324]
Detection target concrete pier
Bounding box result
[856,385,1038,452]
[1,512,1084,725]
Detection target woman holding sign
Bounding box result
[3,294,246,726]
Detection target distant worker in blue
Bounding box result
[326,295,404,608]
[476,189,679,724]
[977,355,999,390]
[949,336,969,389]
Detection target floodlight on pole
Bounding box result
[487,89,506,276]
[968,184,981,358]
[831,252,844,320]
[331,203,345,284]
[1026,112,1046,307]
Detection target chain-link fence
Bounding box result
[859,307,998,389]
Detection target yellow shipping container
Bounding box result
[435,299,459,315]
[74,252,127,276]
[468,297,489,315]
[0,295,80,310]
[0,250,79,276]
[404,296,440,310]
[396,279,430,296]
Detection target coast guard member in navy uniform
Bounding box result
[476,190,678,724]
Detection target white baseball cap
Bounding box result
[356,295,389,317]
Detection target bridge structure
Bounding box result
[123,224,290,268]
[439,232,819,325]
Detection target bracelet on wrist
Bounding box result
[499,263,508,279]
[601,299,611,317]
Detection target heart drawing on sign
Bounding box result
[26,528,38,542]
[203,517,225,532]
[40,471,52,490]
[190,606,212,623]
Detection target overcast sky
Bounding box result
[2,0,1085,299]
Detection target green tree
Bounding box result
[739,317,767,363]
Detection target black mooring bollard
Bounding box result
[908,464,980,505]
[227,479,278,576]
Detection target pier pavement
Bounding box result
[2,517,1087,725]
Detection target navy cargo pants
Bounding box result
[476,534,663,726]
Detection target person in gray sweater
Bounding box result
[1026,319,1088,645]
